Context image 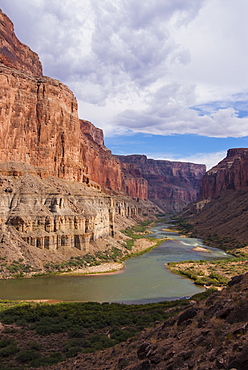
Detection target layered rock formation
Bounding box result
[0,161,158,276]
[200,148,248,199]
[181,148,248,248]
[0,9,148,200]
[117,155,206,212]
[0,10,42,76]
[0,9,154,272]
[0,9,207,271]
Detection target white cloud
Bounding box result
[149,150,227,170]
[113,82,248,138]
[1,0,248,140]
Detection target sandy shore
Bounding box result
[60,238,158,276]
[192,246,210,253]
[60,262,125,276]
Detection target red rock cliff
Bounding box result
[117,155,206,212]
[0,10,42,76]
[0,10,148,199]
[200,148,248,199]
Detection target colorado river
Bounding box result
[0,222,230,303]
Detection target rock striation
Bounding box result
[200,148,248,199]
[117,155,206,212]
[0,161,157,276]
[0,9,148,200]
[0,10,42,76]
[0,9,154,272]
[181,148,248,247]
[0,9,207,271]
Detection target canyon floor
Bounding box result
[0,274,248,369]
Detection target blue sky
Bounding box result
[1,0,248,169]
[105,133,248,169]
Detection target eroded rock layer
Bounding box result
[0,10,42,76]
[181,148,248,247]
[0,162,157,276]
[117,155,206,212]
[200,148,248,199]
[0,61,148,199]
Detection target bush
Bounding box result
[16,349,40,363]
[0,344,19,358]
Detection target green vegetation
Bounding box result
[39,221,163,275]
[167,255,248,287]
[121,220,154,250]
[173,217,246,251]
[0,298,191,368]
[203,234,246,251]
[169,217,248,287]
[42,247,125,275]
[0,258,32,278]
[172,217,194,234]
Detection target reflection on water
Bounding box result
[0,222,230,303]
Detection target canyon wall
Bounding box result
[0,9,148,200]
[0,162,157,276]
[0,9,208,271]
[181,148,248,247]
[0,9,153,272]
[117,155,206,212]
[0,10,42,76]
[200,148,248,199]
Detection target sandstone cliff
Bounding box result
[0,9,148,200]
[117,155,206,212]
[181,148,248,248]
[0,161,158,277]
[0,10,42,76]
[200,148,248,199]
[0,9,154,273]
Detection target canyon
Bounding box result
[1,8,248,370]
[0,8,206,273]
[117,155,205,212]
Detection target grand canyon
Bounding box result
[0,8,248,370]
[0,9,205,275]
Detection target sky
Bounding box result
[1,0,248,169]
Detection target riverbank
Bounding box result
[59,238,162,276]
[166,222,248,288]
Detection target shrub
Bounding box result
[16,349,40,363]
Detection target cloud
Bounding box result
[150,150,227,170]
[113,82,248,138]
[1,0,248,141]
[0,0,204,103]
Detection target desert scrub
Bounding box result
[121,221,161,251]
[0,298,190,367]
[167,257,248,287]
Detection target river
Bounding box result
[0,222,230,304]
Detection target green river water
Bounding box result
[0,222,230,304]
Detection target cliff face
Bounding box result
[200,148,248,199]
[0,161,158,277]
[117,155,206,212]
[181,148,248,247]
[0,65,85,182]
[0,10,42,76]
[0,10,155,272]
[0,10,148,200]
